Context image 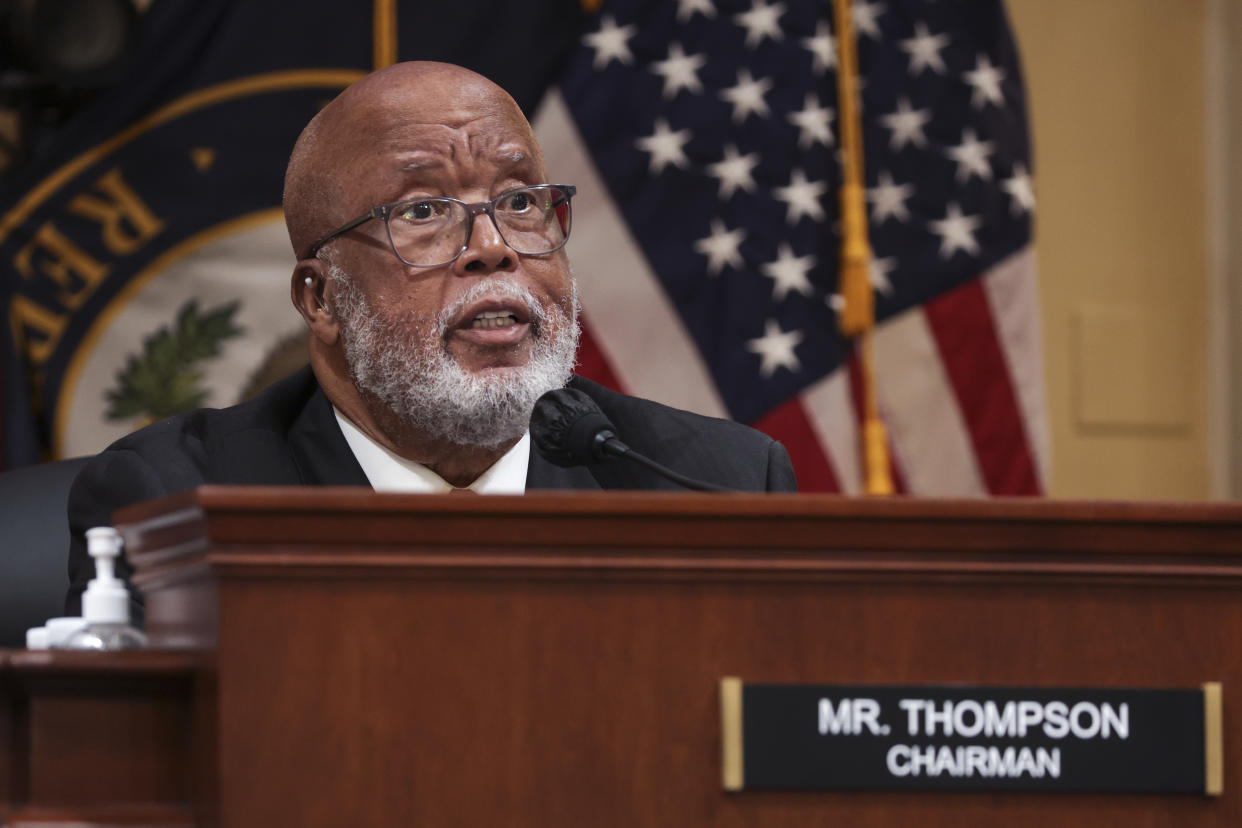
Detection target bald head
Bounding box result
[283,62,544,259]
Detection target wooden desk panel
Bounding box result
[0,650,207,827]
[7,490,1239,826]
[209,573,1235,827]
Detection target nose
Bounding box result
[457,208,516,275]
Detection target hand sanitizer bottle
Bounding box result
[63,527,148,650]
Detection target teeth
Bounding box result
[470,310,518,329]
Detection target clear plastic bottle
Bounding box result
[63,526,148,650]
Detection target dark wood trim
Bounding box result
[120,490,1242,594]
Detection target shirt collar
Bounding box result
[333,407,529,494]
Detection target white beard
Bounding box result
[329,266,580,449]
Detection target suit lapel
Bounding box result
[526,444,602,490]
[289,385,371,487]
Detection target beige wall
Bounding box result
[1224,0,1242,499]
[1006,0,1216,499]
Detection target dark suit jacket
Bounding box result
[66,366,796,613]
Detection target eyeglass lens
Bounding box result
[387,186,572,267]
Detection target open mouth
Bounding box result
[452,296,534,333]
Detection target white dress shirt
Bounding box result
[333,408,529,494]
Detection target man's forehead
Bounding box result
[350,67,521,129]
[340,82,534,148]
[379,119,538,162]
[397,149,535,173]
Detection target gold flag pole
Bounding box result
[373,0,398,70]
[831,0,893,496]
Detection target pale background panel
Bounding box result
[1221,0,1242,499]
[1006,0,1217,499]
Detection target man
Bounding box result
[66,62,796,612]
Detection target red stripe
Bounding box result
[577,314,839,494]
[846,352,907,494]
[573,313,626,393]
[922,279,1041,495]
[750,398,840,492]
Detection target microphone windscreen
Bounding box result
[531,387,618,468]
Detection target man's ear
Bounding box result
[291,259,340,346]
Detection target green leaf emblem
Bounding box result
[105,299,244,424]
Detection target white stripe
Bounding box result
[981,247,1051,488]
[873,308,987,495]
[800,369,862,494]
[534,91,728,418]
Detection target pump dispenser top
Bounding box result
[63,526,147,650]
[83,527,129,623]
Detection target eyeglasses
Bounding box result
[307,184,576,267]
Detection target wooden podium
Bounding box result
[3,488,1242,826]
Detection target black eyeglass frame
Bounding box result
[305,184,577,267]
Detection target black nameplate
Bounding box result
[720,680,1222,794]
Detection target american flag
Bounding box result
[536,0,1050,494]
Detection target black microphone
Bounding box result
[530,388,732,492]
